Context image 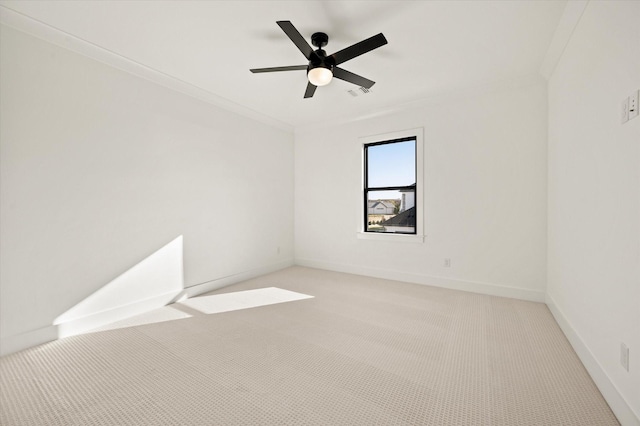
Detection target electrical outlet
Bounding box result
[621,342,629,372]
[622,97,629,123]
[629,90,639,120]
[444,258,451,267]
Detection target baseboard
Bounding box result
[55,291,181,339]
[0,291,180,357]
[546,294,640,426]
[0,325,59,357]
[182,259,295,299]
[294,258,545,302]
[0,259,295,357]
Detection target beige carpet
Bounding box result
[0,267,619,425]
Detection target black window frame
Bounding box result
[363,136,418,235]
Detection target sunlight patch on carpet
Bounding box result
[179,287,314,314]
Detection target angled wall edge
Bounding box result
[546,295,640,426]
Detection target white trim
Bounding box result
[0,325,58,357]
[546,294,640,426]
[295,258,545,302]
[539,0,589,80]
[359,127,425,241]
[0,259,294,357]
[180,259,295,300]
[0,290,181,357]
[356,232,424,243]
[55,291,180,338]
[0,5,293,133]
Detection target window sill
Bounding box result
[357,232,425,243]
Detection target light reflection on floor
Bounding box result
[179,287,314,314]
[88,287,314,333]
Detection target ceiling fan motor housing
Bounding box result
[309,32,334,75]
[307,49,335,86]
[308,47,335,74]
[311,32,328,48]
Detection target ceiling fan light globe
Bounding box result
[308,67,333,86]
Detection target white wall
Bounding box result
[546,1,640,424]
[295,81,548,301]
[0,25,294,354]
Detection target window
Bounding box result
[359,128,424,241]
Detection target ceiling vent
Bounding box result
[347,87,372,97]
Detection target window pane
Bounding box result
[366,190,416,234]
[367,140,415,188]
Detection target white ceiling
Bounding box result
[1,1,568,129]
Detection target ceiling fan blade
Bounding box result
[333,67,375,89]
[277,21,315,60]
[250,65,308,73]
[330,33,388,65]
[304,82,317,98]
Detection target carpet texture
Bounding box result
[0,267,619,425]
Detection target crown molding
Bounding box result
[0,5,294,134]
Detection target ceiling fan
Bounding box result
[250,21,388,99]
